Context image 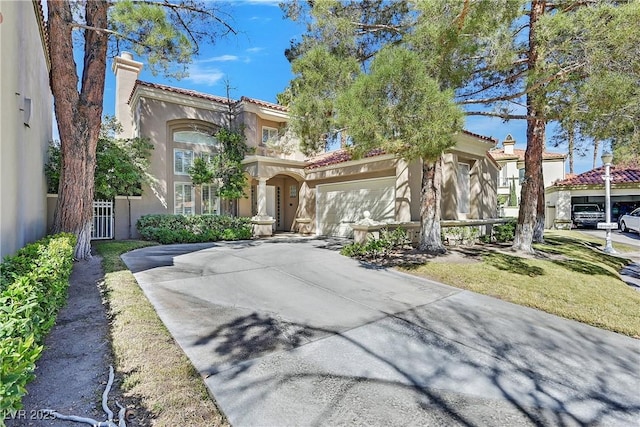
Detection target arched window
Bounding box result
[173,130,218,146]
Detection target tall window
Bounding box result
[458,163,470,214]
[202,184,220,215]
[499,166,509,187]
[262,127,278,144]
[518,168,526,184]
[174,183,194,215]
[174,149,194,175]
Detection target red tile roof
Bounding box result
[240,96,288,112]
[554,166,640,186]
[489,148,566,161]
[462,130,498,144]
[131,80,233,104]
[306,148,387,169]
[131,82,291,114]
[306,130,498,169]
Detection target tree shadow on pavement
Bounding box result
[195,306,640,427]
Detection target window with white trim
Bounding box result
[174,149,194,175]
[202,184,220,215]
[262,127,279,144]
[458,163,470,214]
[174,183,194,215]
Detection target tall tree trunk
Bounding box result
[533,165,545,243]
[418,157,446,254]
[48,1,109,259]
[592,139,600,169]
[513,0,546,254]
[567,124,575,174]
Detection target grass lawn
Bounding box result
[94,240,229,427]
[400,231,640,338]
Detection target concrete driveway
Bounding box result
[122,237,640,427]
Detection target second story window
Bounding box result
[262,127,279,145]
[174,149,194,175]
[174,130,218,146]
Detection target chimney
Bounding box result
[503,134,515,155]
[112,52,143,138]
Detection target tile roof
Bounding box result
[462,130,498,144]
[306,130,498,169]
[489,148,566,161]
[240,96,289,112]
[554,166,640,186]
[306,148,387,169]
[132,82,291,115]
[132,80,233,104]
[33,0,50,69]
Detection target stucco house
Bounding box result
[0,1,52,258]
[545,166,640,229]
[106,53,500,239]
[489,134,566,218]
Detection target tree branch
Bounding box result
[130,0,237,36]
[457,69,527,98]
[465,111,532,120]
[71,23,159,53]
[459,61,587,105]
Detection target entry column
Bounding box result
[251,177,275,237]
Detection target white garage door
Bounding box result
[316,177,396,237]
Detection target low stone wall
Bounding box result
[350,222,421,245]
[441,218,512,246]
[350,218,512,246]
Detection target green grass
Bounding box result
[94,240,229,427]
[401,233,640,338]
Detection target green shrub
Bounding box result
[0,233,76,416]
[136,214,252,244]
[340,227,409,259]
[493,219,517,243]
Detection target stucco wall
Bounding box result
[442,153,498,220]
[0,1,52,258]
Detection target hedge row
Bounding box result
[136,214,253,244]
[0,233,76,416]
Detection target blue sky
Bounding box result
[98,0,605,174]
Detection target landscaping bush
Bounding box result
[493,219,517,243]
[340,227,410,259]
[0,233,76,416]
[136,214,252,244]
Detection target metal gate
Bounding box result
[92,200,114,240]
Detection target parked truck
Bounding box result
[572,204,605,228]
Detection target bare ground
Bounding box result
[5,254,120,427]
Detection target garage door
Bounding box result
[316,177,396,237]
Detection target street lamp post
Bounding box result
[601,152,616,254]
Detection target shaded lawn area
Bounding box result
[94,240,230,427]
[401,232,640,338]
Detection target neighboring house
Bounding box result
[489,134,566,217]
[0,1,52,258]
[103,53,500,239]
[546,166,640,229]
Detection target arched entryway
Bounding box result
[263,173,303,232]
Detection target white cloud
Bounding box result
[240,0,281,6]
[186,64,225,86]
[246,47,264,53]
[199,55,239,63]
